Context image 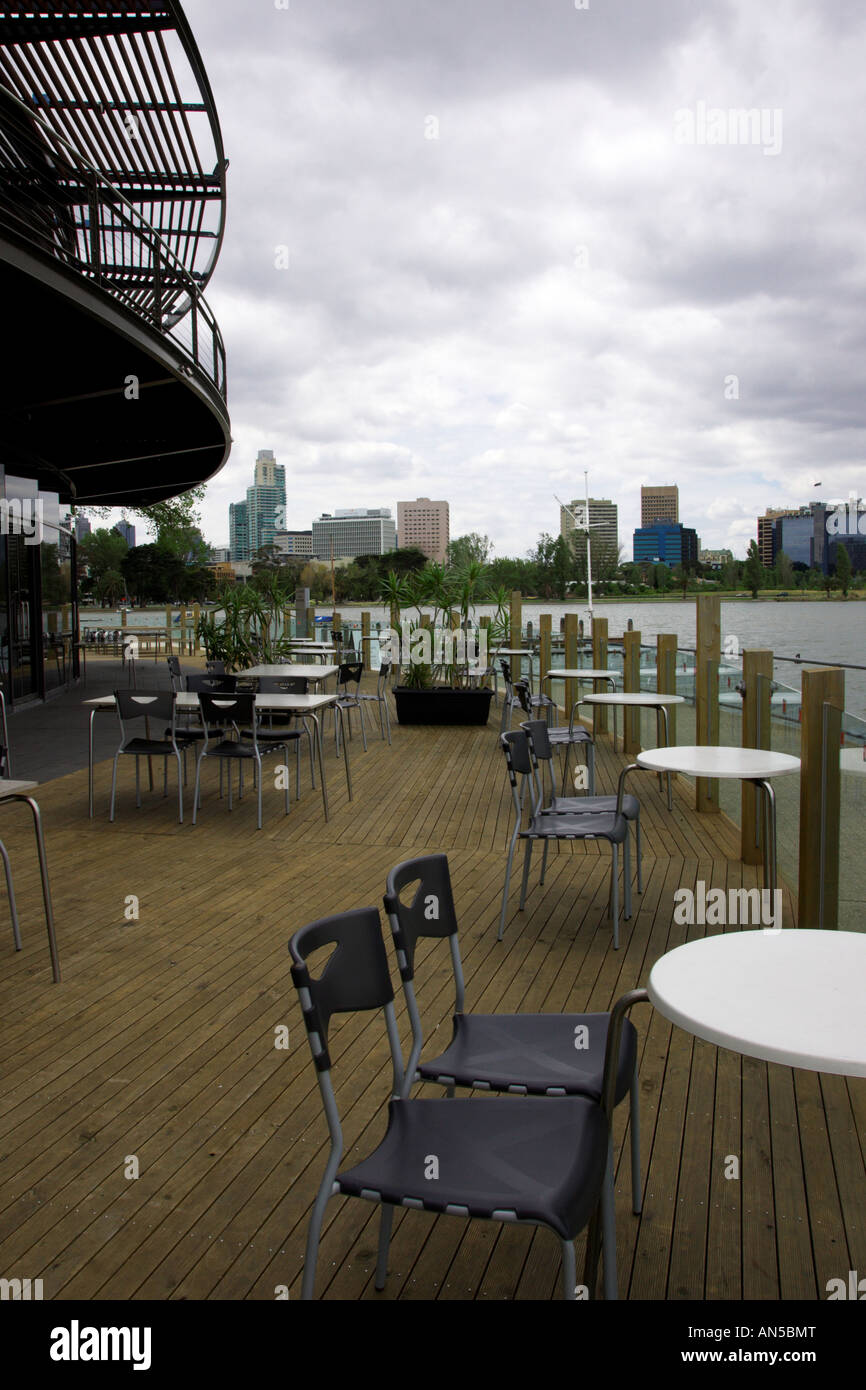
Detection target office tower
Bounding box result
[273,530,313,557]
[228,449,287,561]
[397,498,450,563]
[641,485,679,527]
[312,509,397,559]
[74,515,92,542]
[632,523,698,567]
[560,497,618,560]
[114,518,136,547]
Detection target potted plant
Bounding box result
[387,563,496,725]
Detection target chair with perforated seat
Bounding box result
[522,718,642,895]
[383,852,644,1220]
[243,674,315,798]
[499,728,633,948]
[290,904,625,1300]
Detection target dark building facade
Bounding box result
[0,2,230,704]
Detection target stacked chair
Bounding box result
[289,851,649,1301]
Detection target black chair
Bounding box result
[110,690,183,823]
[166,655,184,692]
[205,659,227,675]
[290,905,619,1300]
[515,681,594,791]
[499,729,632,948]
[334,662,367,754]
[521,719,642,894]
[384,852,644,1235]
[245,675,315,797]
[356,661,392,745]
[192,690,290,830]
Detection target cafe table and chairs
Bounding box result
[0,777,61,983]
[244,663,339,689]
[634,745,800,895]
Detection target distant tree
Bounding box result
[383,546,429,577]
[447,533,492,569]
[776,550,794,589]
[96,568,126,606]
[78,528,128,585]
[121,544,185,604]
[743,541,763,598]
[834,543,852,597]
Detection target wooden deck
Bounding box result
[0,689,862,1302]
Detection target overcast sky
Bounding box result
[158,0,866,560]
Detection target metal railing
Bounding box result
[0,87,226,400]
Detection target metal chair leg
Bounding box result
[630,1061,642,1214]
[498,829,521,941]
[518,837,534,910]
[0,836,22,950]
[375,1205,394,1291]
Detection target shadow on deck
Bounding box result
[0,686,861,1301]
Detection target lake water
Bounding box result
[85,599,866,718]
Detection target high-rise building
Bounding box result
[74,514,91,542]
[560,498,619,562]
[228,449,287,561]
[397,498,450,563]
[114,518,135,548]
[312,509,397,559]
[229,500,250,562]
[641,485,679,527]
[758,503,831,572]
[633,523,698,567]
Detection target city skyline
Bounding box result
[166,1,866,565]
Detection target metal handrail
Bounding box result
[0,86,226,400]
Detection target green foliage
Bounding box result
[743,540,763,598]
[196,581,294,671]
[834,542,852,596]
[446,533,492,569]
[78,528,129,586]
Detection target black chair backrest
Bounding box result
[198,689,255,731]
[499,657,512,683]
[338,662,362,688]
[205,659,227,674]
[186,673,237,694]
[500,728,532,781]
[259,675,308,694]
[383,854,459,983]
[522,718,553,761]
[514,680,532,715]
[166,656,182,677]
[289,907,395,1072]
[115,690,176,727]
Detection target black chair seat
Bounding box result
[525,810,628,844]
[540,793,640,822]
[417,1013,637,1104]
[337,1094,608,1240]
[241,725,303,742]
[547,725,592,745]
[202,739,271,759]
[119,736,180,757]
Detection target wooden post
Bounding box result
[623,629,641,753]
[539,613,552,711]
[592,616,609,736]
[657,634,677,749]
[510,591,522,655]
[798,667,844,928]
[695,595,720,813]
[165,606,173,658]
[564,612,578,724]
[361,611,371,671]
[332,610,341,649]
[307,605,316,639]
[740,650,773,866]
[192,603,200,656]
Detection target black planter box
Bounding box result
[393,686,494,726]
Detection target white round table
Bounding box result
[581,692,686,808]
[636,745,800,894]
[648,930,866,1076]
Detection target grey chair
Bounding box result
[499,729,633,948]
[110,690,184,823]
[384,852,645,1236]
[334,662,367,754]
[290,904,620,1301]
[521,719,642,895]
[356,661,392,745]
[246,675,316,798]
[515,681,594,791]
[192,690,290,830]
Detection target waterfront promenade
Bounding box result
[0,666,862,1301]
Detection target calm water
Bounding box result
[86,599,866,718]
